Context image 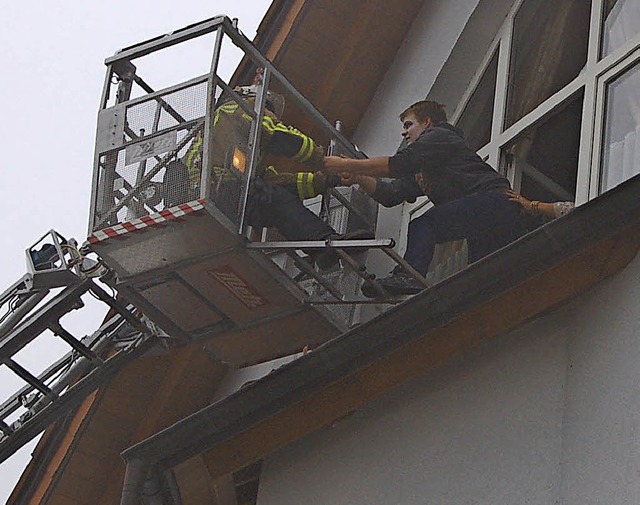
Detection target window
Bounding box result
[600,61,640,190]
[503,93,582,205]
[456,49,499,152]
[505,0,591,129]
[450,0,640,210]
[602,0,640,57]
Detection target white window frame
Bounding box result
[453,0,640,206]
[590,48,640,197]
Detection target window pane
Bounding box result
[456,49,498,152]
[601,62,640,191]
[503,93,582,208]
[505,0,591,129]
[602,0,640,57]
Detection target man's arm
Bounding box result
[324,156,391,177]
[262,115,325,167]
[341,173,423,208]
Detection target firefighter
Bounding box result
[181,83,368,269]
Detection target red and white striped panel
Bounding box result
[88,200,206,244]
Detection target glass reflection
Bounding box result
[456,49,498,152]
[601,63,640,191]
[602,0,640,57]
[503,94,582,204]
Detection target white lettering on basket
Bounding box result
[209,266,269,309]
[125,131,177,165]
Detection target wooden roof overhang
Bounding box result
[241,0,426,143]
[121,174,640,503]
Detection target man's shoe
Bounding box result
[293,255,316,281]
[361,270,426,298]
[360,279,384,298]
[314,229,375,270]
[314,249,340,271]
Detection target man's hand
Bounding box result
[323,155,349,174]
[340,172,358,186]
[339,172,378,195]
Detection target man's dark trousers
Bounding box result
[404,191,525,275]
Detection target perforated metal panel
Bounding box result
[92,79,208,231]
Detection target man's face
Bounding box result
[401,112,430,145]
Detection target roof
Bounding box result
[240,0,425,141]
[120,174,640,498]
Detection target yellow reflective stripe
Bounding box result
[185,137,203,185]
[296,172,316,200]
[301,137,315,163]
[296,173,306,200]
[294,135,316,163]
[214,103,239,125]
[262,115,277,131]
[265,165,277,175]
[294,135,309,162]
[263,116,299,135]
[306,172,315,198]
[185,137,202,167]
[213,109,222,125]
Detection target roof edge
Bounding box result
[121,175,640,480]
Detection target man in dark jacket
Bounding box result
[325,100,524,296]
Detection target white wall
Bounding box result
[257,252,640,505]
[562,254,640,503]
[352,0,482,156]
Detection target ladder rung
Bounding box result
[0,419,13,436]
[0,353,74,422]
[4,359,55,398]
[49,323,102,364]
[246,238,394,251]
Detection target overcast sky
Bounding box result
[0,1,271,502]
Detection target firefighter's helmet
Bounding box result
[233,85,285,119]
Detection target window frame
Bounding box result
[590,48,640,197]
[451,41,501,154]
[454,0,640,206]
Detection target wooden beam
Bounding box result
[264,0,307,61]
[312,1,380,113]
[96,346,227,505]
[174,455,222,505]
[22,391,101,505]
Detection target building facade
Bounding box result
[255,0,640,503]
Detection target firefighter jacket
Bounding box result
[184,99,337,200]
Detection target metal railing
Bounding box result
[88,16,366,234]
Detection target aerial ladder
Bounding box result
[0,230,163,463]
[0,16,467,466]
